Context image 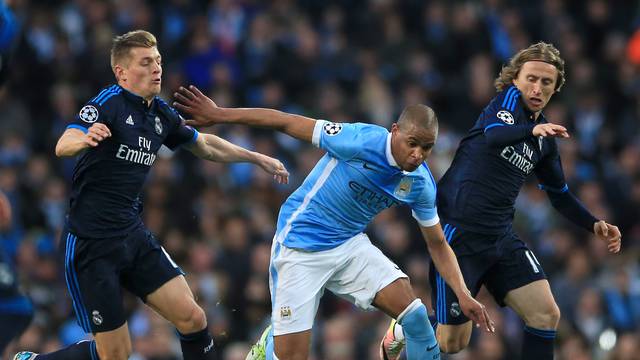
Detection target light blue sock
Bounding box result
[398,299,440,360]
[265,326,275,360]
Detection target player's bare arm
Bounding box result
[420,224,495,333]
[173,85,317,143]
[55,124,112,157]
[185,132,289,184]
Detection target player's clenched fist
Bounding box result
[85,123,112,147]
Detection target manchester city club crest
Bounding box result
[394,177,414,198]
[154,116,163,135]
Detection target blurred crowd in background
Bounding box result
[1,0,640,359]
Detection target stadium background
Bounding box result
[1,0,639,359]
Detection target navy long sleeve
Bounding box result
[484,123,536,147]
[546,189,598,233]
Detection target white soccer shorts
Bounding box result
[269,233,407,335]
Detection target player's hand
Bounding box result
[458,291,495,333]
[173,85,221,127]
[0,191,12,230]
[254,153,289,184]
[85,123,111,147]
[594,220,622,253]
[532,123,569,138]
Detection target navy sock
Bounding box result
[522,326,556,360]
[36,340,96,360]
[178,328,215,360]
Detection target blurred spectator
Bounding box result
[1,1,640,358]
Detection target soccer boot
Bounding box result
[246,324,272,360]
[380,319,405,360]
[13,352,38,360]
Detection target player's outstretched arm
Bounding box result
[420,224,496,333]
[173,85,317,143]
[185,133,289,184]
[55,124,112,157]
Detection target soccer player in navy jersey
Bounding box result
[379,42,622,360]
[13,30,289,360]
[174,86,495,360]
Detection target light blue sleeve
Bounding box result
[411,170,440,228]
[312,120,365,160]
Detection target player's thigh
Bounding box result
[145,275,206,332]
[94,322,132,360]
[120,229,195,326]
[61,229,128,334]
[274,330,312,360]
[373,277,415,318]
[484,245,548,306]
[270,241,333,336]
[325,234,409,316]
[503,279,560,328]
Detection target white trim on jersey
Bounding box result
[412,210,440,227]
[161,246,179,269]
[385,133,400,168]
[312,120,324,147]
[276,157,339,244]
[525,250,540,273]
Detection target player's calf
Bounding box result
[435,322,472,354]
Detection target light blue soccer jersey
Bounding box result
[275,121,439,251]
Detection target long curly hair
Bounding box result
[494,42,566,92]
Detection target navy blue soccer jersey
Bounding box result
[437,85,568,234]
[66,85,198,238]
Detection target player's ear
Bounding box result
[114,64,126,82]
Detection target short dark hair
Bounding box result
[495,42,566,92]
[110,30,157,72]
[397,104,438,132]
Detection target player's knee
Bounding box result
[525,302,561,329]
[96,342,132,360]
[174,303,207,334]
[437,332,469,354]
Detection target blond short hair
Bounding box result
[494,42,566,92]
[110,30,157,73]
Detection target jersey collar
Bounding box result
[119,85,157,109]
[385,132,400,169]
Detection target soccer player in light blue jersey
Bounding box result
[174,86,495,360]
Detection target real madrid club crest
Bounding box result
[154,116,163,135]
[394,176,414,198]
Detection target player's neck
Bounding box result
[119,83,155,107]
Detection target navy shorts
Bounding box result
[429,222,546,325]
[60,224,184,333]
